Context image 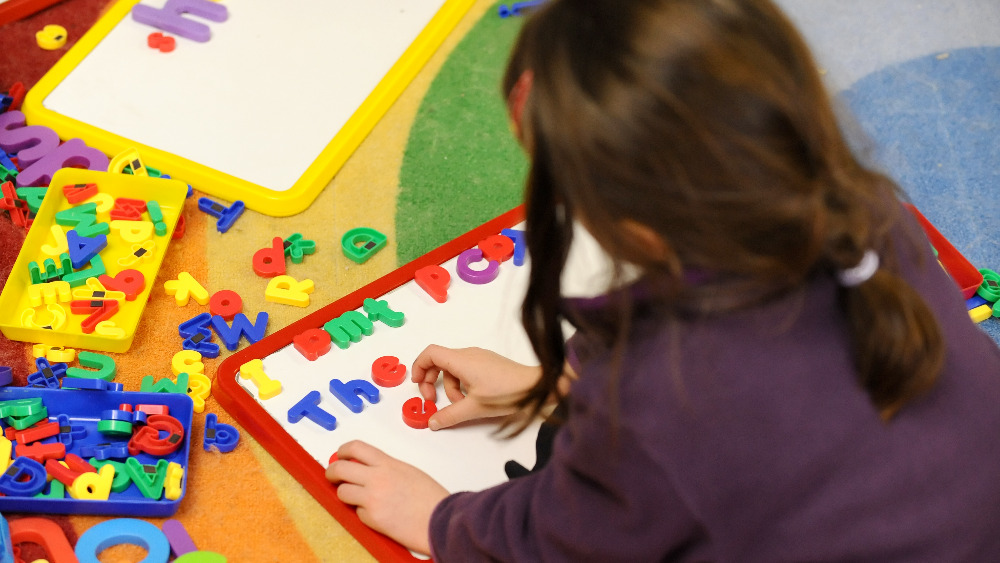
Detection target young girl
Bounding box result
[327,0,1000,559]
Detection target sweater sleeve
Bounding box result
[428,389,705,562]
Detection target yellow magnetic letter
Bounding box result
[188,372,212,413]
[84,191,115,214]
[164,272,210,306]
[32,344,77,363]
[239,359,281,400]
[27,280,71,307]
[0,438,11,473]
[172,350,205,377]
[40,225,68,258]
[69,464,115,500]
[110,220,155,243]
[264,275,315,307]
[165,462,185,500]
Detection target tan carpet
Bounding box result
[0,0,508,560]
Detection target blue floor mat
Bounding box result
[841,46,1000,342]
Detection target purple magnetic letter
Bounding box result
[132,0,229,43]
[16,138,110,187]
[456,248,500,284]
[0,111,61,168]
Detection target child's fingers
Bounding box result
[410,345,442,381]
[411,345,457,383]
[336,482,367,507]
[412,365,442,404]
[337,440,387,466]
[355,507,377,531]
[326,457,371,485]
[418,380,438,402]
[429,397,480,430]
[442,372,465,404]
[411,365,442,386]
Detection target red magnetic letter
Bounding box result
[252,237,286,277]
[371,356,406,387]
[209,289,243,320]
[414,265,450,303]
[98,269,146,301]
[478,234,515,263]
[402,397,437,429]
[293,328,332,361]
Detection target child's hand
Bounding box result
[326,440,449,556]
[410,345,542,430]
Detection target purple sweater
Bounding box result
[429,223,1000,561]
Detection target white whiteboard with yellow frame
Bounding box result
[22,0,476,216]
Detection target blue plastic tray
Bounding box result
[0,387,193,516]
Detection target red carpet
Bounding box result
[0,0,112,93]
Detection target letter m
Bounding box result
[323,311,374,350]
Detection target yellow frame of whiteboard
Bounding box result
[0,169,186,353]
[22,0,477,217]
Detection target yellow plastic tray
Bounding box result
[0,168,186,353]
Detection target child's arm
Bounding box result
[410,344,575,430]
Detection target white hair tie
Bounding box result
[837,250,880,287]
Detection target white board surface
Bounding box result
[42,0,448,191]
[234,222,616,495]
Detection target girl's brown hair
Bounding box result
[504,0,943,426]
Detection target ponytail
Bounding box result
[838,256,944,420]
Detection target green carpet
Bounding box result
[397,2,528,264]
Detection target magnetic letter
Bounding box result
[456,248,500,284]
[293,328,332,361]
[252,237,286,277]
[131,0,229,43]
[329,379,380,413]
[414,265,450,303]
[323,311,373,350]
[239,359,281,399]
[478,234,515,263]
[402,397,437,430]
[501,228,527,266]
[287,390,337,430]
[372,356,406,387]
[362,298,405,328]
